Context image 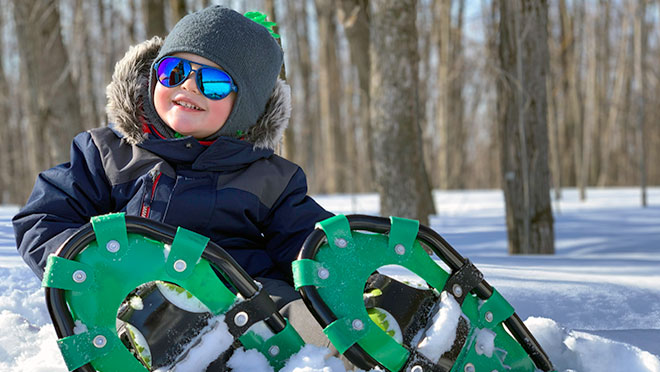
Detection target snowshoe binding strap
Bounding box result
[293,214,555,372]
[43,212,304,372]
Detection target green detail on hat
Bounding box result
[244,11,280,39]
[174,132,184,138]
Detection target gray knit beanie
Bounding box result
[147,6,283,140]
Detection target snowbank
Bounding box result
[1,188,659,371]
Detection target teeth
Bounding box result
[175,101,202,110]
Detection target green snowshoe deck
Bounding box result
[43,213,304,372]
[293,214,556,372]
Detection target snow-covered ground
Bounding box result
[1,187,659,372]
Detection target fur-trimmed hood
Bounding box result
[105,36,290,151]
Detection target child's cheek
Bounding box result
[153,83,172,121]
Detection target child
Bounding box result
[13,4,337,360]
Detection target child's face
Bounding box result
[153,52,236,139]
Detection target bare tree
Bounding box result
[498,0,555,254]
[370,0,435,224]
[579,8,598,201]
[315,0,346,193]
[338,0,372,192]
[598,8,631,189]
[285,1,320,191]
[144,0,167,38]
[545,28,561,200]
[477,0,501,190]
[557,0,583,190]
[633,0,648,206]
[12,0,84,198]
[74,0,101,129]
[433,0,466,190]
[170,0,187,23]
[0,3,9,203]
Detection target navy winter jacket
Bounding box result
[13,37,332,284]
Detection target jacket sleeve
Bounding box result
[262,167,334,284]
[12,131,113,279]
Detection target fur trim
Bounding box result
[247,80,291,150]
[104,37,290,150]
[105,36,162,145]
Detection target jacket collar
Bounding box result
[105,36,291,152]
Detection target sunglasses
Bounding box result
[154,56,237,100]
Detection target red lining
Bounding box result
[140,173,162,218]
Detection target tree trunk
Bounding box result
[287,1,320,192]
[498,0,555,254]
[12,0,84,193]
[170,0,187,24]
[74,0,101,129]
[598,11,631,188]
[315,0,345,193]
[0,7,8,203]
[558,0,582,190]
[449,0,466,190]
[338,0,371,192]
[480,0,501,189]
[433,0,466,190]
[546,70,561,200]
[434,0,451,189]
[144,0,167,38]
[580,10,598,200]
[633,0,648,206]
[370,0,436,224]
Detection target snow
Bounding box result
[1,187,659,371]
[157,316,234,372]
[474,328,496,358]
[416,291,463,362]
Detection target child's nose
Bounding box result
[181,71,200,94]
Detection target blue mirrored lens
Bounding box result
[156,57,190,87]
[197,68,234,100]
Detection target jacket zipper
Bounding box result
[140,171,162,218]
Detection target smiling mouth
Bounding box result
[173,100,203,111]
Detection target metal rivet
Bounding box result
[318,268,329,280]
[185,143,193,148]
[106,240,120,253]
[464,363,475,372]
[174,259,187,272]
[394,243,406,255]
[268,345,280,356]
[352,319,364,331]
[485,311,494,323]
[452,284,463,298]
[234,311,249,327]
[72,270,87,283]
[411,366,423,372]
[334,238,348,248]
[93,335,107,348]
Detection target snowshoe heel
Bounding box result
[293,214,556,372]
[43,213,305,372]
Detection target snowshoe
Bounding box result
[42,213,305,372]
[292,214,556,372]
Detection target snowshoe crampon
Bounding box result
[43,213,304,371]
[292,214,556,372]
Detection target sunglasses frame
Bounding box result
[154,56,238,100]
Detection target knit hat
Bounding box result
[147,6,283,140]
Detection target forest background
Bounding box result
[0,0,656,255]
